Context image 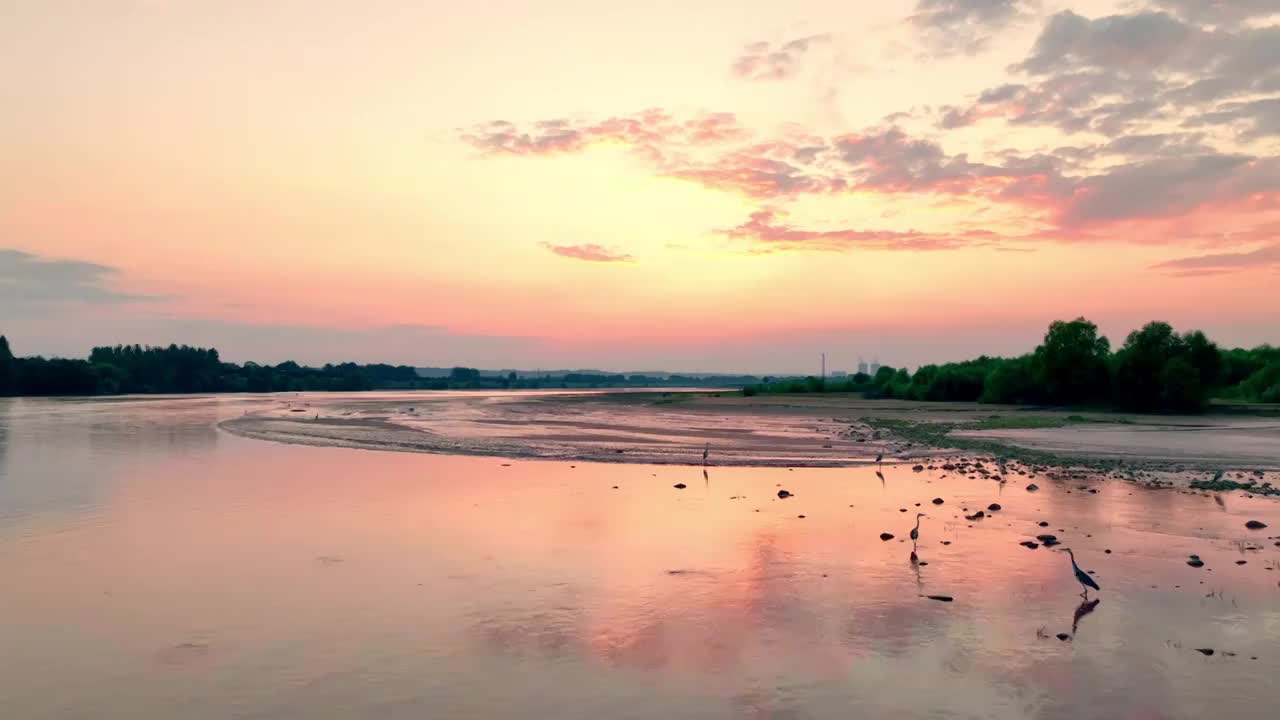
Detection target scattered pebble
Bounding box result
[1020,541,1039,549]
[1245,520,1267,530]
[1057,633,1070,641]
[1026,484,1040,492]
[925,595,953,602]
[880,533,895,541]
[673,483,687,489]
[1038,521,1050,527]
[932,498,944,505]
[777,489,792,499]
[987,503,1002,511]
[1195,648,1214,656]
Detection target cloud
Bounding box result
[721,210,996,253]
[730,35,832,81]
[911,0,1032,55]
[1060,155,1280,226]
[1153,243,1280,275]
[0,249,157,305]
[541,243,633,263]
[1150,0,1279,25]
[664,142,842,199]
[458,110,750,160]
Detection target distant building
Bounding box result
[857,361,869,375]
[869,362,881,375]
[830,371,847,378]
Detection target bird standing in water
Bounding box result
[1062,548,1100,599]
[909,513,925,564]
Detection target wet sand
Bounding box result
[220,391,1280,480]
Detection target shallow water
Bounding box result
[2,394,1279,719]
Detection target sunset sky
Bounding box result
[2,0,1278,373]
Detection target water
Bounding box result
[2,394,1279,719]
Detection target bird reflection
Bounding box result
[1071,598,1100,637]
[876,469,885,488]
[703,468,709,488]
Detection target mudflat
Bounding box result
[220,391,1280,477]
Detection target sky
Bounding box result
[1,0,1278,373]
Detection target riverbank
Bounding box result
[218,392,1280,491]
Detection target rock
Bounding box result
[912,465,925,472]
[1056,633,1070,641]
[1187,556,1205,568]
[1195,648,1214,656]
[925,595,953,602]
[1245,520,1267,530]
[1020,541,1039,549]
[1038,521,1050,527]
[1035,534,1058,544]
[1104,549,1112,554]
[673,483,687,489]
[965,511,985,521]
[880,532,895,541]
[941,541,952,546]
[987,503,1002,511]
[798,515,806,519]
[932,497,944,505]
[1026,484,1040,492]
[777,489,792,499]
[1236,560,1247,565]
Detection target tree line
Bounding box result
[0,337,757,396]
[743,319,1280,413]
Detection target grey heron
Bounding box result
[910,513,925,543]
[1062,548,1100,599]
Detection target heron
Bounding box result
[703,443,710,466]
[875,453,883,464]
[1062,548,1100,599]
[910,513,925,543]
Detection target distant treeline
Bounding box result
[743,319,1280,413]
[0,337,758,397]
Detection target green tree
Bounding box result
[1035,317,1110,405]
[0,335,15,395]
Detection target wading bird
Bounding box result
[875,453,883,464]
[703,443,709,466]
[910,513,925,543]
[1062,548,1100,599]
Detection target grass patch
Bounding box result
[1188,479,1280,496]
[864,417,1132,471]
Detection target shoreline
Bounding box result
[216,391,1280,493]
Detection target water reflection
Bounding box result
[0,396,1278,720]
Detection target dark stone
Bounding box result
[987,503,1002,511]
[1195,648,1214,656]
[1026,484,1040,492]
[932,497,944,505]
[965,511,985,521]
[1038,521,1050,527]
[1235,560,1247,565]
[673,483,687,489]
[777,489,792,499]
[941,540,952,545]
[1187,557,1205,568]
[1104,549,1112,554]
[913,465,925,472]
[798,515,806,519]
[925,595,953,602]
[1056,633,1070,641]
[880,532,894,541]
[1035,534,1058,544]
[1020,541,1039,549]
[1246,520,1267,530]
